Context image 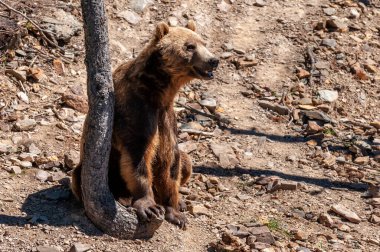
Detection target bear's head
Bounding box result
[153,21,219,81]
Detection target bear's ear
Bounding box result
[186,20,196,32]
[155,22,170,41]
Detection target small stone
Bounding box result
[315,61,330,69]
[323,154,336,167]
[28,143,41,155]
[297,69,310,79]
[199,98,217,112]
[293,230,309,241]
[64,150,80,169]
[17,92,29,104]
[318,213,334,227]
[130,0,153,12]
[167,16,178,27]
[47,171,66,182]
[300,110,332,123]
[7,166,22,174]
[117,10,142,25]
[354,156,369,165]
[62,94,88,113]
[28,67,47,82]
[321,38,337,48]
[349,8,360,19]
[298,98,312,105]
[249,226,275,244]
[19,153,35,162]
[220,52,233,59]
[178,141,197,154]
[369,214,380,224]
[35,170,50,182]
[323,8,336,16]
[179,187,190,195]
[331,204,361,223]
[209,177,219,184]
[255,0,267,7]
[268,180,298,192]
[258,101,289,115]
[318,90,338,102]
[326,19,348,32]
[19,161,33,168]
[246,235,257,247]
[189,204,210,216]
[69,243,91,252]
[307,121,323,134]
[217,0,231,12]
[53,59,65,76]
[13,119,37,131]
[36,246,60,252]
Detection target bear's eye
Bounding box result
[186,44,196,51]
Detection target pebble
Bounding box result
[293,230,309,241]
[217,0,231,12]
[258,100,289,115]
[249,226,275,244]
[255,0,267,7]
[318,90,338,102]
[354,156,369,165]
[199,98,217,112]
[318,213,334,227]
[69,243,91,252]
[35,170,50,182]
[36,246,60,252]
[130,0,153,13]
[349,8,360,19]
[7,166,22,174]
[13,119,37,131]
[321,38,337,48]
[167,16,178,27]
[64,150,80,169]
[189,204,211,216]
[17,92,29,104]
[117,10,142,25]
[323,8,336,16]
[331,204,361,223]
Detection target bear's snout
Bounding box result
[208,58,219,69]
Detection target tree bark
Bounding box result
[80,0,163,239]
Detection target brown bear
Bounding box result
[71,21,219,229]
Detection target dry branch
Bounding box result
[306,46,316,85]
[176,101,230,124]
[0,0,62,50]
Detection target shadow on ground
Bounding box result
[0,184,102,236]
[223,127,306,143]
[194,165,369,192]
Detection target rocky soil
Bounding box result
[1,0,380,251]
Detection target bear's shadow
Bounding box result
[0,180,103,236]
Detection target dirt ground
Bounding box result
[1,0,380,251]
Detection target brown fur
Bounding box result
[71,21,218,228]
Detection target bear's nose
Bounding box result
[208,58,219,68]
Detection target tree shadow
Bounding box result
[194,165,368,192]
[223,127,306,143]
[0,182,102,236]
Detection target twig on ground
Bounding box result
[175,101,231,124]
[0,0,63,51]
[306,46,316,85]
[179,128,215,136]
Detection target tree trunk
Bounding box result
[80,0,163,239]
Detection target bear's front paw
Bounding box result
[133,197,165,221]
[178,199,187,212]
[165,206,187,230]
